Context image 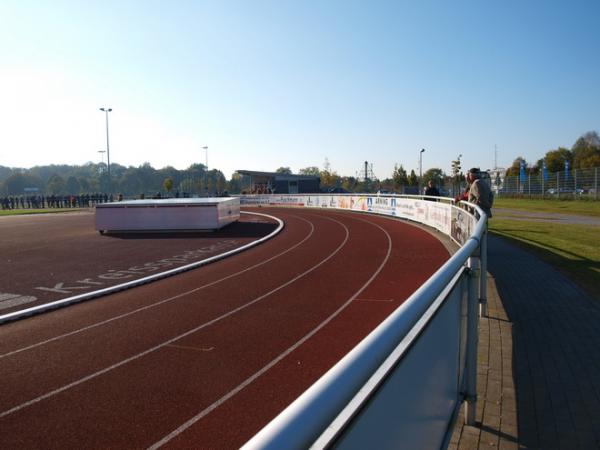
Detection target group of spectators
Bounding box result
[1,193,114,210]
[246,184,275,194]
[423,168,494,218]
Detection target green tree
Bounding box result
[299,166,320,176]
[422,168,444,184]
[46,174,65,194]
[341,176,358,192]
[2,173,44,195]
[163,177,174,195]
[178,178,195,194]
[407,170,418,186]
[65,176,81,194]
[392,164,408,190]
[536,148,571,173]
[275,167,292,174]
[78,177,91,193]
[120,171,143,195]
[319,169,340,191]
[505,157,528,177]
[572,131,600,169]
[227,172,242,194]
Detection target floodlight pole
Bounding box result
[419,148,425,192]
[99,108,112,190]
[203,146,208,196]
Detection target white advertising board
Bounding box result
[239,194,457,236]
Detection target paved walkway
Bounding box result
[449,234,600,449]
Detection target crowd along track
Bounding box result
[0,207,450,449]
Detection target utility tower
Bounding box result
[356,161,375,182]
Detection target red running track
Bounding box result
[0,207,450,449]
[0,211,278,313]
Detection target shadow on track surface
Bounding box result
[104,222,279,240]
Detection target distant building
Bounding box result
[236,170,320,194]
[487,168,506,193]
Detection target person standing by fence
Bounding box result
[467,168,493,218]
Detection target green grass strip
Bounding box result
[494,198,600,217]
[489,218,600,299]
[0,208,86,216]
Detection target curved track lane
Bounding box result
[0,207,449,449]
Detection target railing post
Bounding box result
[465,257,479,426]
[542,171,545,199]
[479,229,488,317]
[595,167,598,201]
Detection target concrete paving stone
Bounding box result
[450,234,599,450]
[479,432,498,449]
[460,425,482,450]
[498,438,518,450]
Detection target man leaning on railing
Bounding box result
[467,167,494,218]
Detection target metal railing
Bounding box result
[239,194,487,449]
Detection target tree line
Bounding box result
[505,131,600,176]
[2,131,598,197]
[0,162,236,197]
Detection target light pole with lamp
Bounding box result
[98,150,106,172]
[419,148,425,192]
[99,108,112,191]
[202,146,208,196]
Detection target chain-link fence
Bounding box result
[441,167,599,200]
[493,167,598,199]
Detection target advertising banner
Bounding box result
[239,194,472,245]
[451,207,475,245]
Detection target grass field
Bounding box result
[494,197,600,217]
[0,208,86,216]
[489,203,599,299]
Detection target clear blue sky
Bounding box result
[1,0,599,179]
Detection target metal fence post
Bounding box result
[595,167,598,200]
[557,172,560,198]
[542,171,545,199]
[479,229,488,317]
[465,258,479,426]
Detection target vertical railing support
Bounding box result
[479,229,488,318]
[542,171,545,199]
[465,258,479,426]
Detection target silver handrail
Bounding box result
[242,196,487,449]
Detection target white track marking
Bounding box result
[0,216,349,419]
[0,214,313,360]
[147,215,393,449]
[0,293,37,311]
[355,298,395,302]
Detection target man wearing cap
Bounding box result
[467,168,493,218]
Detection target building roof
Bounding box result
[235,170,319,181]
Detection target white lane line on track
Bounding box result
[0,215,349,420]
[147,214,393,449]
[355,298,395,302]
[0,214,313,360]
